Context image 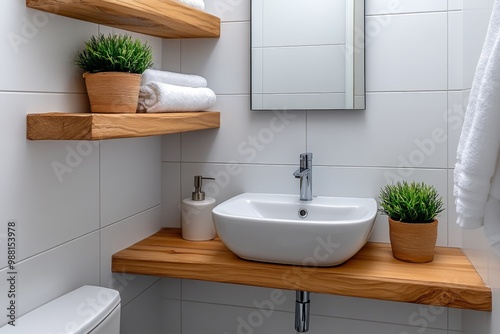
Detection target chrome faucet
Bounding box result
[293,153,313,201]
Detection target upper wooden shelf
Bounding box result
[26,0,220,39]
[27,112,220,140]
[112,228,492,311]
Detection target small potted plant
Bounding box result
[75,34,153,113]
[379,181,444,263]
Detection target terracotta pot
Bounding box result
[83,72,141,113]
[388,218,438,263]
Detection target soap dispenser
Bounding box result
[181,175,217,241]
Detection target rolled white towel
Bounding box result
[137,81,216,113]
[177,0,205,10]
[141,69,207,88]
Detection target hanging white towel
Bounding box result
[454,0,500,248]
[141,69,207,88]
[177,0,205,10]
[137,81,216,113]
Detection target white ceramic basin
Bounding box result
[212,193,377,267]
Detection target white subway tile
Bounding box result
[161,299,181,334]
[449,308,463,331]
[0,232,100,327]
[449,0,463,11]
[181,95,306,164]
[449,11,464,90]
[0,0,97,93]
[100,136,161,227]
[179,163,299,205]
[100,206,162,306]
[162,134,181,162]
[366,12,447,92]
[181,279,295,311]
[308,92,448,168]
[0,93,98,267]
[162,162,181,228]
[162,39,181,72]
[313,293,448,329]
[448,91,465,168]
[161,278,181,300]
[366,0,447,15]
[182,301,294,334]
[181,301,448,334]
[181,22,250,95]
[121,281,163,334]
[462,308,491,334]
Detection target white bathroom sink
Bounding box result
[212,193,377,266]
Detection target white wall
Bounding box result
[161,0,467,333]
[460,0,498,333]
[0,1,164,333]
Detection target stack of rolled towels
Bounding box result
[137,69,216,113]
[177,0,205,11]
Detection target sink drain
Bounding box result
[298,208,308,218]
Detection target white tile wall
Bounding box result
[449,0,463,11]
[181,96,306,164]
[162,163,182,227]
[308,92,448,168]
[0,0,97,93]
[100,206,162,306]
[0,232,100,326]
[0,1,165,332]
[121,281,163,334]
[100,136,162,227]
[160,1,473,333]
[0,93,98,267]
[366,0,447,15]
[449,10,464,90]
[181,22,250,95]
[365,12,447,92]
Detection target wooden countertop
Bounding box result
[112,228,491,311]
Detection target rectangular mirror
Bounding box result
[251,0,365,110]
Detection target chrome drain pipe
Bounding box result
[295,291,310,332]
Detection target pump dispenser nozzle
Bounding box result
[192,176,215,201]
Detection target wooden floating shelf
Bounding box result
[112,228,492,311]
[26,0,220,39]
[27,112,220,140]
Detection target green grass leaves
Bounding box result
[379,181,444,223]
[75,34,153,74]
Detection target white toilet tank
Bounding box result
[0,285,120,334]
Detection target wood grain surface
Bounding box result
[26,0,220,38]
[27,112,220,140]
[112,228,492,311]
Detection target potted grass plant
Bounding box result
[379,181,444,263]
[75,34,153,113]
